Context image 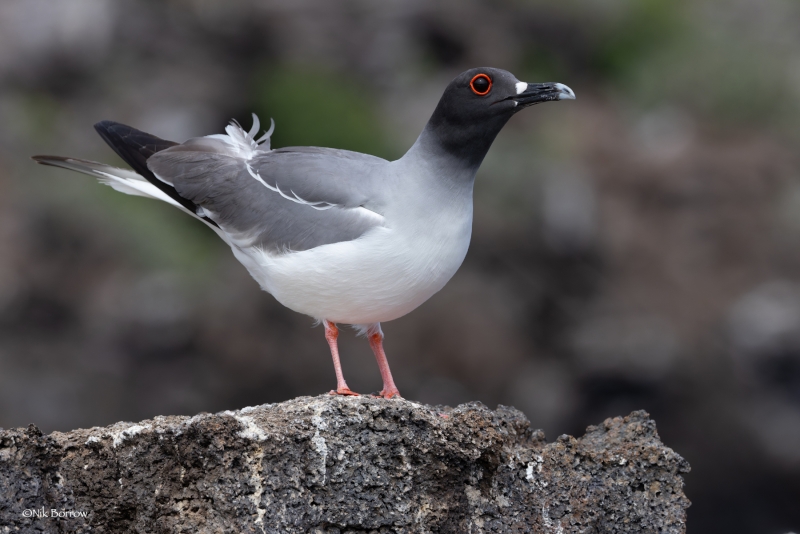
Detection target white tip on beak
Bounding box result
[555,83,576,100]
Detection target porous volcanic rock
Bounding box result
[0,396,690,533]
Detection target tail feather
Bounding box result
[32,154,225,237]
[31,155,224,239]
[33,155,145,183]
[32,155,187,205]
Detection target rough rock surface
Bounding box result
[0,396,690,533]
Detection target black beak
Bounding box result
[513,82,575,108]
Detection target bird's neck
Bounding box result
[401,112,511,181]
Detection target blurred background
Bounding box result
[0,0,798,531]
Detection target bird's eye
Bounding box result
[470,74,492,96]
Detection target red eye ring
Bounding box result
[469,74,492,96]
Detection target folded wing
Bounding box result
[147,135,388,253]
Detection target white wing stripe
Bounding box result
[246,162,339,211]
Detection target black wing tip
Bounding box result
[93,120,128,144]
[93,120,178,149]
[93,120,125,134]
[94,120,153,142]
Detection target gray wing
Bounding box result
[147,139,387,253]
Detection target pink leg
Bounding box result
[324,321,359,396]
[367,326,402,399]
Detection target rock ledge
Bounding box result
[0,395,690,533]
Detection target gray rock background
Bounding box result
[0,0,799,531]
[0,396,689,533]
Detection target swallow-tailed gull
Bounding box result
[33,67,574,398]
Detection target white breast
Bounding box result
[232,192,473,325]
